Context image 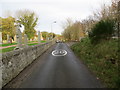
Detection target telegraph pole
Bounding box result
[118,1,120,79]
[118,1,120,39]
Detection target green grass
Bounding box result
[71,38,119,88]
[1,41,47,53]
[1,40,47,53]
[28,40,46,43]
[28,41,37,43]
[1,41,46,47]
[41,40,46,43]
[28,43,38,46]
[1,46,16,53]
[1,43,17,47]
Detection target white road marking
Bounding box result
[52,49,67,56]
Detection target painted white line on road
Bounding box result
[52,49,67,56]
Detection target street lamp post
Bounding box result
[51,21,56,40]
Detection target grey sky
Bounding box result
[0,0,112,34]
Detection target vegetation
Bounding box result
[28,43,38,46]
[1,40,47,53]
[89,19,116,44]
[62,0,118,42]
[0,16,16,40]
[0,10,39,43]
[41,31,56,40]
[62,0,119,88]
[1,46,16,53]
[0,10,57,43]
[41,31,49,40]
[1,40,46,47]
[62,19,85,41]
[2,43,17,47]
[0,0,119,87]
[71,38,119,88]
[17,10,38,40]
[40,40,46,43]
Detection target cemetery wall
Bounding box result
[1,41,55,87]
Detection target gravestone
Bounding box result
[47,37,49,41]
[7,34,10,43]
[38,31,41,44]
[15,25,22,49]
[46,34,48,42]
[0,32,2,44]
[19,29,22,47]
[24,34,28,47]
[14,35,17,42]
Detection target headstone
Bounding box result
[46,34,48,42]
[47,37,49,41]
[24,34,28,47]
[19,29,22,47]
[0,32,2,44]
[79,37,81,41]
[38,31,41,44]
[15,25,22,49]
[14,35,17,42]
[7,34,10,43]
[40,32,43,40]
[34,36,37,41]
[9,37,12,44]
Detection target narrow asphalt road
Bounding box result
[19,43,103,88]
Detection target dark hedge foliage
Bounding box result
[89,19,115,44]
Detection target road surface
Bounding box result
[19,43,103,88]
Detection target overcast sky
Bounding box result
[0,0,112,34]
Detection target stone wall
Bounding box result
[1,41,55,87]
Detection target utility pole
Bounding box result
[118,1,120,78]
[118,1,120,37]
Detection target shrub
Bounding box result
[89,19,115,44]
[71,38,119,88]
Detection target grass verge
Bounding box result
[1,47,16,53]
[1,41,47,53]
[1,43,17,47]
[1,41,46,47]
[71,38,119,88]
[28,43,38,46]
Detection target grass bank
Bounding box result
[1,41,46,53]
[71,38,119,88]
[1,40,46,47]
[1,47,16,53]
[1,43,17,47]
